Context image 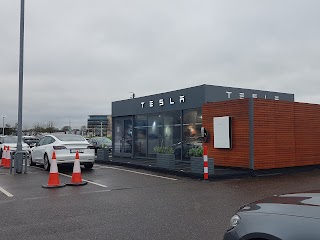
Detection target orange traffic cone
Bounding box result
[3,146,11,169]
[66,151,87,186]
[42,151,66,188]
[1,146,6,167]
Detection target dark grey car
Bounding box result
[88,137,112,154]
[224,190,320,240]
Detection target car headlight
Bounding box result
[228,215,241,230]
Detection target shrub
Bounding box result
[154,146,174,154]
[188,146,203,157]
[101,144,109,149]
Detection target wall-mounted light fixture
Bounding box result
[129,92,135,99]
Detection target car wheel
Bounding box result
[28,155,36,166]
[43,154,50,171]
[84,163,93,169]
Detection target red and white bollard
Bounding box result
[203,146,208,181]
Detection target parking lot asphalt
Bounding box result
[1,164,320,240]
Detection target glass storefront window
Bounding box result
[147,114,163,158]
[130,109,202,160]
[114,119,122,154]
[113,118,133,156]
[182,108,202,160]
[123,119,133,154]
[134,115,147,157]
[163,111,181,160]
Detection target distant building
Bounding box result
[87,115,112,137]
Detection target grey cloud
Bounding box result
[1,0,320,128]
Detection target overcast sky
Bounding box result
[1,0,320,129]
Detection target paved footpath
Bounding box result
[1,164,320,240]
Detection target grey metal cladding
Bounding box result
[204,85,294,102]
[112,84,294,117]
[112,100,135,117]
[112,85,206,117]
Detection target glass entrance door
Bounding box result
[114,117,133,157]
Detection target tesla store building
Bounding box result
[112,84,318,170]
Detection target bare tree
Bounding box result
[33,123,45,134]
[45,121,57,133]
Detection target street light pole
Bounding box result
[100,122,103,137]
[15,0,25,173]
[2,115,5,135]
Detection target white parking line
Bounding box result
[30,166,108,188]
[97,166,178,181]
[58,173,108,188]
[30,165,177,185]
[0,187,14,198]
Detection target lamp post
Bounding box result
[2,115,5,135]
[15,0,25,174]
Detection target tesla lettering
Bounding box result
[141,95,186,108]
[226,91,280,100]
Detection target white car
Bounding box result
[0,136,31,157]
[30,134,95,170]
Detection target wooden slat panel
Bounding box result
[253,99,295,169]
[203,99,250,168]
[204,98,320,170]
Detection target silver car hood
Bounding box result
[239,190,320,219]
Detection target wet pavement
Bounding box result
[1,162,320,239]
[101,156,252,179]
[99,156,320,180]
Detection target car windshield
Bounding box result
[54,134,86,142]
[96,138,112,144]
[3,137,25,143]
[23,137,39,141]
